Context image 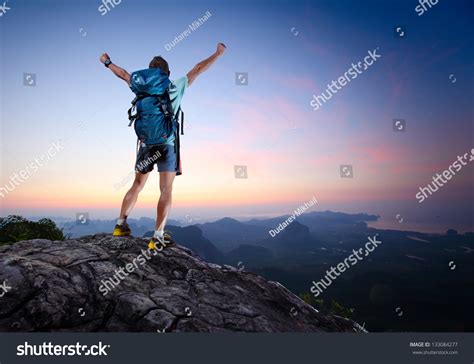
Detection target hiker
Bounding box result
[99,43,226,250]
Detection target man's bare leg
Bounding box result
[155,172,176,231]
[119,172,150,219]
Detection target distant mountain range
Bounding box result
[51,210,474,332]
[58,217,181,239]
[143,225,225,264]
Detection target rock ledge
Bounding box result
[0,234,363,332]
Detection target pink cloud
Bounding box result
[264,71,319,92]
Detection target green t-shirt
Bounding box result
[170,76,188,116]
[165,76,188,145]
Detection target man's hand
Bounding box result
[100,53,131,85]
[99,53,110,64]
[216,43,226,56]
[187,43,227,86]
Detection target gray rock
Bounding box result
[0,234,364,332]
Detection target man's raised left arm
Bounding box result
[99,53,131,85]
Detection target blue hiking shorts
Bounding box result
[135,143,181,174]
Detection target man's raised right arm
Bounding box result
[186,43,226,87]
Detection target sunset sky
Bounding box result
[1,0,473,232]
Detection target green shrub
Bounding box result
[331,299,355,319]
[300,293,355,319]
[0,215,65,245]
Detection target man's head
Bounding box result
[149,56,170,76]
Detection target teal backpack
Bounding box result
[127,68,184,145]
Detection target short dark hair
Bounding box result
[149,56,170,76]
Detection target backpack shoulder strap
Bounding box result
[177,106,185,135]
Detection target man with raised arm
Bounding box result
[99,43,226,249]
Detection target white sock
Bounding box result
[117,218,127,226]
[153,230,164,239]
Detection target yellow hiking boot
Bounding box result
[148,231,176,250]
[112,222,131,237]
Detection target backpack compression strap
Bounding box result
[127,93,185,137]
[127,94,148,127]
[127,93,173,127]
